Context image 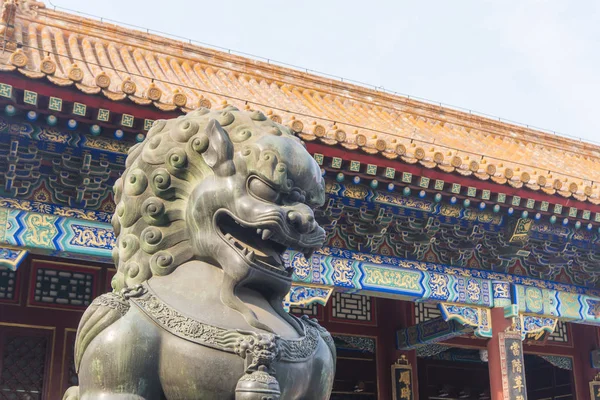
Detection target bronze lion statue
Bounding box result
[64,107,335,399]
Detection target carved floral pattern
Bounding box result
[90,292,130,316]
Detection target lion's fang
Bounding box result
[262,229,273,240]
[246,250,255,261]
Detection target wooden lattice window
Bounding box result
[0,270,16,302]
[0,328,52,400]
[290,303,321,317]
[548,321,570,343]
[414,302,441,324]
[330,293,376,325]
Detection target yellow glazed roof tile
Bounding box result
[1,1,600,203]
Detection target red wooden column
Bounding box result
[376,298,400,399]
[377,299,419,400]
[486,307,514,400]
[571,324,598,399]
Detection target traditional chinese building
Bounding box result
[0,2,599,399]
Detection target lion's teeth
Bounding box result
[224,233,233,240]
[262,229,273,241]
[246,250,255,261]
[257,229,263,235]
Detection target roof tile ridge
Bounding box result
[26,7,600,158]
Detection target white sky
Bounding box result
[49,0,600,144]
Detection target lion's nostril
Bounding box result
[287,211,300,223]
[287,210,314,234]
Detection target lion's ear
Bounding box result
[203,119,236,176]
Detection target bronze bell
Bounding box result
[235,366,281,400]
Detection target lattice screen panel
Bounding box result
[548,321,569,343]
[290,303,320,317]
[33,268,93,307]
[331,293,372,322]
[414,302,442,324]
[0,270,15,300]
[0,336,48,399]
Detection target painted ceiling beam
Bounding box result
[1,114,597,287]
[0,206,114,263]
[288,249,600,325]
[2,113,599,235]
[2,205,600,326]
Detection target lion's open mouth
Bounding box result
[216,212,291,275]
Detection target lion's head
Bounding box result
[111,107,326,296]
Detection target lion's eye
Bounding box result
[248,177,280,203]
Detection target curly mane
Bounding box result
[110,107,300,291]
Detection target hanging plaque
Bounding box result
[499,331,528,400]
[392,356,413,400]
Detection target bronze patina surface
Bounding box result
[64,107,335,399]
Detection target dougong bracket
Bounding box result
[439,303,492,338]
